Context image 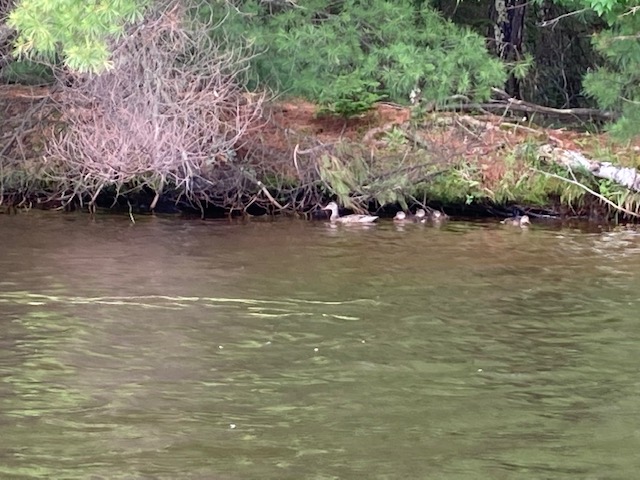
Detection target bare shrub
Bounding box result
[46,0,264,209]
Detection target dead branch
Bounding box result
[434,88,618,122]
[537,8,589,28]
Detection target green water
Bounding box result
[1,212,640,479]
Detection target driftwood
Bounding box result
[538,144,640,192]
[439,99,616,122]
[536,144,640,218]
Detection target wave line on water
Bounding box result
[284,297,382,306]
[0,292,381,312]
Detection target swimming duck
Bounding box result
[501,215,531,227]
[394,211,409,221]
[415,208,447,222]
[323,202,379,224]
[395,209,428,222]
[431,210,449,222]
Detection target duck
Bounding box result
[394,211,409,222]
[430,210,448,221]
[396,209,429,222]
[415,208,447,222]
[323,202,379,224]
[501,215,531,227]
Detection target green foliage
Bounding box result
[0,60,54,85]
[317,154,365,208]
[7,0,148,73]
[316,147,440,208]
[317,76,384,117]
[594,177,640,215]
[418,149,596,208]
[577,0,640,138]
[583,68,622,109]
[383,127,409,151]
[213,0,506,113]
[8,0,506,108]
[510,54,534,81]
[580,0,628,20]
[425,163,484,204]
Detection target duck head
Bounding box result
[322,202,339,215]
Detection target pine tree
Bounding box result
[211,0,507,114]
[7,0,147,73]
[580,0,640,137]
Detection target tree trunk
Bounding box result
[488,0,527,98]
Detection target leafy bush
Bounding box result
[317,76,384,117]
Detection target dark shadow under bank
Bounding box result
[0,202,613,236]
[96,188,621,224]
[0,188,618,225]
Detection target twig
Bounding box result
[127,200,136,223]
[255,179,286,210]
[537,8,589,28]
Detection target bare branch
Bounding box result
[537,8,589,28]
[45,0,265,209]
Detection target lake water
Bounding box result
[1,212,640,479]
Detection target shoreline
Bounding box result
[1,86,636,223]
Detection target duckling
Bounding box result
[394,211,409,222]
[429,210,448,221]
[415,208,447,222]
[501,215,531,227]
[414,209,427,222]
[323,202,379,224]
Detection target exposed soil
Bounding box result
[260,98,640,185]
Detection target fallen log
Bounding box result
[538,144,640,192]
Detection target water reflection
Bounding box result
[1,212,640,479]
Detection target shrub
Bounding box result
[45,0,264,207]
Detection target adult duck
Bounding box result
[323,202,379,224]
[501,215,531,227]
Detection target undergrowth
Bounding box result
[2,136,636,219]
